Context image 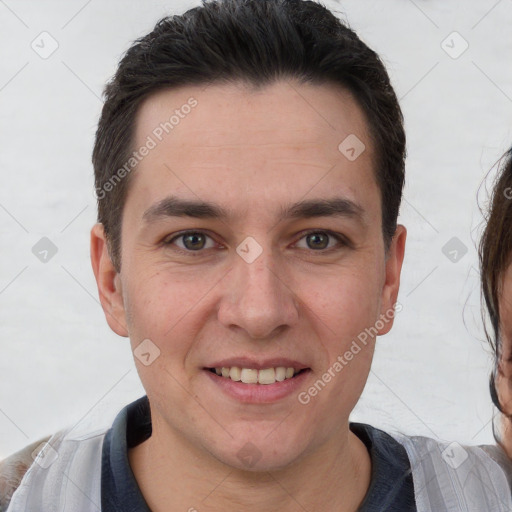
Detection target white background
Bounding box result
[1,0,512,458]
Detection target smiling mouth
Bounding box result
[207,367,309,385]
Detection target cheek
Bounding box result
[303,269,382,341]
[496,357,512,416]
[123,269,204,348]
[501,316,512,362]
[496,281,512,412]
[296,270,380,407]
[500,265,512,356]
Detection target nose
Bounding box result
[217,247,299,340]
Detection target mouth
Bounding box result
[206,366,309,385]
[203,363,312,403]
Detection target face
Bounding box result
[501,264,512,351]
[494,262,512,458]
[497,263,512,411]
[91,80,405,471]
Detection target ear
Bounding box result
[90,223,129,337]
[377,225,407,335]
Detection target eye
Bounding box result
[163,229,348,255]
[295,230,347,251]
[164,231,217,252]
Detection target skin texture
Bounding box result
[496,263,512,457]
[91,80,406,512]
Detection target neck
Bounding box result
[129,420,371,512]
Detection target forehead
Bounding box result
[127,80,378,219]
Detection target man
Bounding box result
[2,0,512,510]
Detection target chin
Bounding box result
[221,448,302,473]
[211,430,312,473]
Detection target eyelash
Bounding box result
[163,229,350,256]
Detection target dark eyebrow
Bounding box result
[282,198,364,221]
[143,196,230,222]
[142,196,364,223]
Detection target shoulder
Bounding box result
[391,431,510,473]
[389,432,512,512]
[350,423,417,510]
[0,437,50,512]
[351,422,412,466]
[2,426,109,512]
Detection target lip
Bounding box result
[205,357,309,371]
[203,367,311,403]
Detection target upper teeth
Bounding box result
[215,367,297,384]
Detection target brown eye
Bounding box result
[306,232,330,250]
[182,232,207,250]
[165,231,216,252]
[295,230,346,252]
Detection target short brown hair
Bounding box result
[479,148,512,414]
[92,0,406,271]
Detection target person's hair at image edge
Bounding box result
[92,0,406,272]
[479,147,512,431]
